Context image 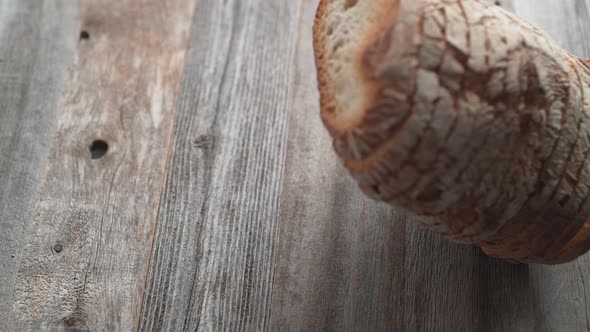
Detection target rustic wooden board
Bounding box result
[138,1,301,331]
[4,0,197,330]
[0,0,78,326]
[270,1,590,331]
[2,0,590,331]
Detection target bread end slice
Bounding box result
[313,0,397,134]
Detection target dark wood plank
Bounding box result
[138,1,302,331]
[5,0,197,330]
[0,0,78,326]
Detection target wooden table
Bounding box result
[1,0,590,331]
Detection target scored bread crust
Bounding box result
[312,0,590,264]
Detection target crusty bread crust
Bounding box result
[313,0,399,136]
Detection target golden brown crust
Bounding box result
[313,0,399,137]
[312,0,331,129]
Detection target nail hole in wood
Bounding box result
[90,140,108,160]
[80,30,90,40]
[192,135,214,149]
[53,244,63,253]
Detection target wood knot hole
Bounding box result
[192,135,214,149]
[90,140,108,160]
[64,317,88,331]
[80,30,90,40]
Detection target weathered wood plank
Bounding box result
[0,0,78,326]
[3,0,588,331]
[138,1,301,331]
[270,1,589,331]
[5,0,197,330]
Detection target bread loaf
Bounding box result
[314,0,590,264]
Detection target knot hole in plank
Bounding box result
[192,134,215,150]
[80,30,90,40]
[90,140,108,160]
[64,316,89,331]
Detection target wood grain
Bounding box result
[0,0,78,326]
[4,0,196,330]
[270,0,587,331]
[3,0,590,331]
[138,1,301,331]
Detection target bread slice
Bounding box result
[313,0,398,134]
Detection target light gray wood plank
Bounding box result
[513,0,590,57]
[0,0,78,326]
[5,0,197,330]
[138,1,301,331]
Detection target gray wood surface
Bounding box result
[0,0,78,327]
[2,0,590,331]
[3,0,196,330]
[138,1,301,330]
